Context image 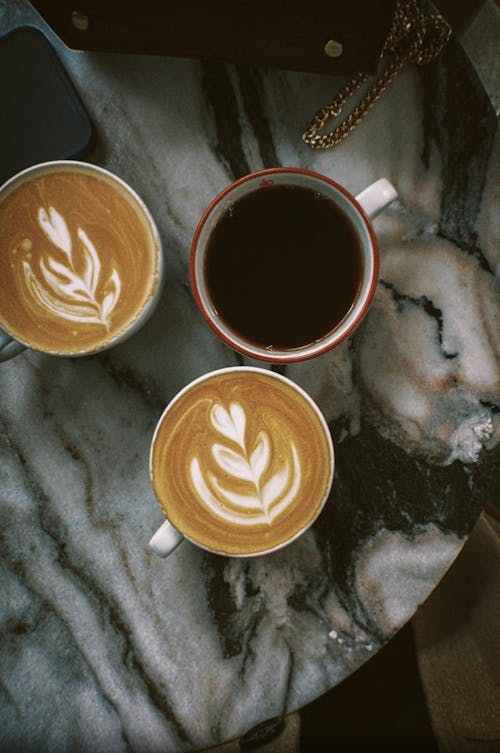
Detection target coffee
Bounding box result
[0,163,161,355]
[150,368,334,555]
[191,169,396,363]
[204,184,363,350]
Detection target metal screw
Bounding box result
[324,39,343,58]
[71,11,89,31]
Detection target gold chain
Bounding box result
[302,0,451,149]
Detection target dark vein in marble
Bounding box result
[25,375,133,536]
[286,575,330,624]
[0,564,107,726]
[202,62,280,180]
[237,607,267,682]
[229,350,246,366]
[0,677,19,724]
[201,555,265,661]
[180,280,196,304]
[270,364,287,375]
[480,398,500,412]
[312,417,495,639]
[0,559,134,753]
[281,643,296,710]
[420,40,497,274]
[96,352,166,414]
[200,555,241,658]
[0,419,194,748]
[0,585,51,641]
[380,279,459,359]
[235,66,279,168]
[202,63,250,180]
[53,421,157,599]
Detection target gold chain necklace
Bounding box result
[302,0,452,149]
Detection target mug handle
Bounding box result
[0,327,26,363]
[149,519,184,557]
[355,178,397,219]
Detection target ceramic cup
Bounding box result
[149,366,334,558]
[190,167,397,363]
[0,160,163,362]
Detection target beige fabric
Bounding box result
[412,513,500,753]
[201,713,300,753]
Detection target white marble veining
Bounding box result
[0,1,498,751]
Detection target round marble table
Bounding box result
[0,2,498,751]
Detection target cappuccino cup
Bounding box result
[190,167,397,363]
[0,160,163,361]
[149,367,334,557]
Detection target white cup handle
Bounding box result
[149,519,184,557]
[0,327,26,363]
[355,178,398,220]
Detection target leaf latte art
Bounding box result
[151,369,334,556]
[0,165,159,355]
[190,402,301,526]
[22,206,121,329]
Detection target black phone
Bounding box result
[0,25,94,185]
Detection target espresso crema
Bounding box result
[0,164,160,354]
[151,369,334,555]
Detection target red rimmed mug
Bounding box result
[190,167,397,363]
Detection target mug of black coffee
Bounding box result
[190,167,397,363]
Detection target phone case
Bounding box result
[0,25,94,185]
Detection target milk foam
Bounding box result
[189,402,302,526]
[22,206,121,329]
[151,369,333,555]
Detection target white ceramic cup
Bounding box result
[149,366,334,558]
[190,167,397,363]
[0,160,164,362]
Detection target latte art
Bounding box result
[23,205,121,329]
[0,163,160,355]
[151,369,334,555]
[191,401,301,526]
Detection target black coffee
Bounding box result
[205,184,363,350]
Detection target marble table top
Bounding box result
[1,2,498,751]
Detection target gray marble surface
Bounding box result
[0,2,499,751]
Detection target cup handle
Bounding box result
[149,519,184,557]
[0,327,26,363]
[355,178,398,220]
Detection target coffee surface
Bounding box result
[151,370,333,555]
[0,166,159,354]
[205,184,363,350]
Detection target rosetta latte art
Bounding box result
[151,369,333,554]
[190,401,301,526]
[22,206,121,329]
